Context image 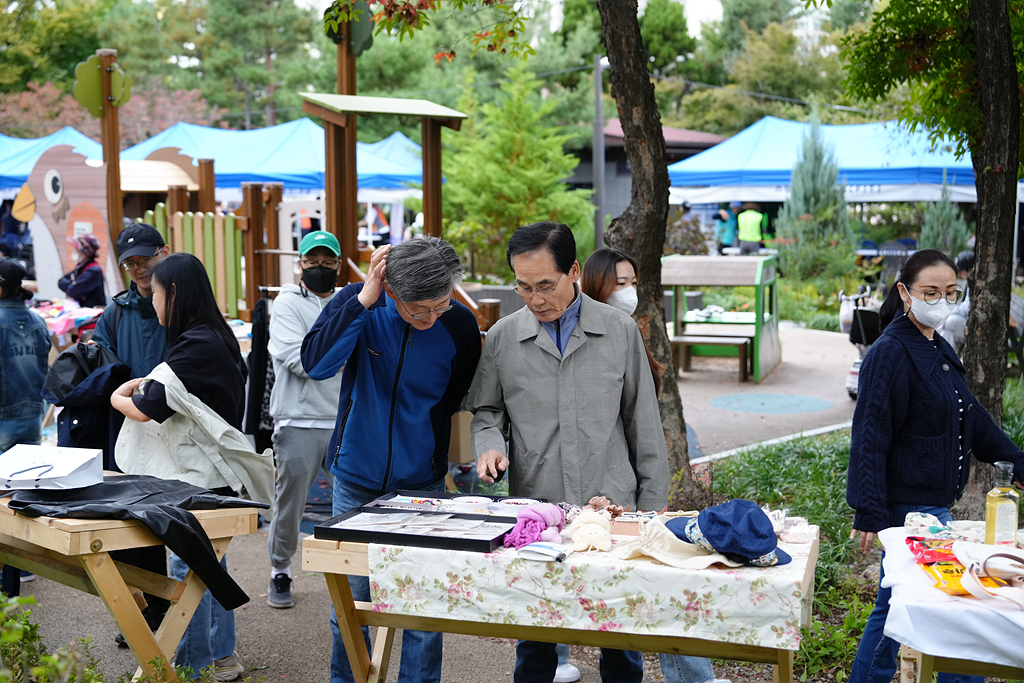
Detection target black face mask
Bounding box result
[301,265,338,294]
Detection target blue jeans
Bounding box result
[0,417,41,453]
[329,477,445,683]
[516,640,642,683]
[659,654,715,683]
[849,504,984,683]
[552,645,713,682]
[169,554,235,679]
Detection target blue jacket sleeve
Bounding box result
[969,397,1024,483]
[847,339,910,533]
[64,265,103,304]
[301,282,372,380]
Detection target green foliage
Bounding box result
[828,0,872,31]
[918,181,972,258]
[797,589,873,680]
[0,0,110,92]
[442,65,594,280]
[776,115,855,282]
[720,0,800,53]
[639,0,697,73]
[732,23,844,101]
[663,210,710,256]
[0,594,106,683]
[841,0,1024,164]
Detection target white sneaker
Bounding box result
[554,662,581,683]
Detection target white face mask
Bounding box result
[901,284,956,329]
[607,286,638,316]
[71,251,81,263]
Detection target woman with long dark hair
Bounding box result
[111,253,272,681]
[848,249,1024,683]
[581,248,665,394]
[582,248,728,683]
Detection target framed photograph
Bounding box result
[314,507,518,552]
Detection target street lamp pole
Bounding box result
[593,53,605,250]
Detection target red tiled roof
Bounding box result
[603,118,724,146]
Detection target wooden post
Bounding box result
[337,22,356,96]
[264,183,283,286]
[198,159,216,214]
[240,183,264,320]
[167,185,189,222]
[98,49,123,252]
[422,117,443,237]
[324,122,347,266]
[335,23,360,282]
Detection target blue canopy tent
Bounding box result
[667,116,984,203]
[363,131,422,169]
[0,127,102,191]
[120,119,422,191]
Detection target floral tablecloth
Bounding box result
[367,533,816,650]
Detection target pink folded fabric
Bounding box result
[503,503,566,549]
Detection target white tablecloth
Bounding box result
[368,532,816,650]
[879,527,1024,668]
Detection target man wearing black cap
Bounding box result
[90,223,171,645]
[92,223,170,378]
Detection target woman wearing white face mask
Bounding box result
[580,248,730,683]
[848,249,1024,683]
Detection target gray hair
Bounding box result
[384,236,464,302]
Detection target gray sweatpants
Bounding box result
[268,426,335,572]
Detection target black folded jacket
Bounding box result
[8,475,268,610]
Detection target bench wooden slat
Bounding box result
[671,336,749,346]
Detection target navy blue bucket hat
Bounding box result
[666,499,792,567]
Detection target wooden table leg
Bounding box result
[326,573,372,683]
[368,626,395,683]
[81,552,178,683]
[772,649,794,683]
[916,652,936,683]
[133,537,232,682]
[899,646,920,683]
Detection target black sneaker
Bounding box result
[267,573,293,609]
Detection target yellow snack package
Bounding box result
[922,561,999,596]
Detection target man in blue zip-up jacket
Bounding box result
[301,236,480,683]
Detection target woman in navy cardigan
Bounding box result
[848,249,1024,683]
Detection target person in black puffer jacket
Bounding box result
[847,249,1024,683]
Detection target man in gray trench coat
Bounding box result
[466,221,670,683]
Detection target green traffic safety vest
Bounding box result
[737,210,764,243]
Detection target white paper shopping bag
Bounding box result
[0,445,103,490]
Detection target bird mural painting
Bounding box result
[11,145,122,301]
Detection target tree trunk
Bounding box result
[595,0,693,483]
[954,0,1021,520]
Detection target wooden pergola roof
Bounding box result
[300,93,466,130]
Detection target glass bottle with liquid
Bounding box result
[985,461,1020,546]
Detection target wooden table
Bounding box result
[0,498,260,682]
[304,536,818,683]
[899,646,1024,683]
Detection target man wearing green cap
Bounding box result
[265,230,343,608]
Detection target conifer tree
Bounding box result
[919,175,972,258]
[776,114,853,279]
[442,65,594,278]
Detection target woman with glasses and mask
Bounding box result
[847,249,1024,683]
